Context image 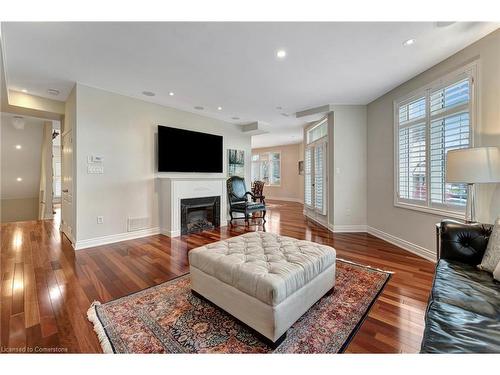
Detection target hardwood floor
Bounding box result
[0,200,435,353]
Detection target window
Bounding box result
[307,119,327,144]
[251,152,281,186]
[395,64,476,217]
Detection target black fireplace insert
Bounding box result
[180,196,221,235]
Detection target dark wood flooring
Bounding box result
[0,200,435,353]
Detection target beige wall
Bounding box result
[74,84,252,243]
[367,29,500,257]
[1,198,38,223]
[252,143,304,203]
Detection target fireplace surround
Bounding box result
[158,177,227,237]
[181,196,221,235]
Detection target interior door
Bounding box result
[61,131,74,243]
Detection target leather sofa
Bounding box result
[420,219,500,353]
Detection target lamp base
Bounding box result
[465,183,476,224]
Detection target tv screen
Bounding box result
[157,126,223,172]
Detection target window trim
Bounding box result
[306,117,328,145]
[393,61,478,219]
[251,151,282,187]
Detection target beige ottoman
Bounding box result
[188,232,336,346]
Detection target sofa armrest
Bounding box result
[440,219,492,265]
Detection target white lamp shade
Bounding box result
[446,147,500,183]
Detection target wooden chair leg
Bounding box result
[262,210,267,223]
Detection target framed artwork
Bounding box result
[298,160,304,175]
[228,149,245,177]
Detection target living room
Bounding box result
[1,1,499,373]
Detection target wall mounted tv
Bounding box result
[157,125,223,173]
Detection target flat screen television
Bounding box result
[157,125,223,173]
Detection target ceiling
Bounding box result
[1,112,45,200]
[1,22,498,147]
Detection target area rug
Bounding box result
[87,259,391,353]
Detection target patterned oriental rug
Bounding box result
[87,260,391,353]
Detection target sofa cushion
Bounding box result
[430,260,500,318]
[188,232,336,306]
[421,259,500,353]
[495,261,500,282]
[421,300,500,353]
[479,217,500,273]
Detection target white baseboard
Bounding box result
[366,226,436,262]
[74,227,161,250]
[266,196,304,203]
[161,228,180,237]
[328,224,368,233]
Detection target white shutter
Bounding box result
[314,143,327,214]
[429,79,471,207]
[304,148,312,207]
[395,67,473,214]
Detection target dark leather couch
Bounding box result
[420,219,500,353]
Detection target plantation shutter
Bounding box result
[304,148,312,207]
[397,96,427,202]
[395,67,473,214]
[314,143,327,214]
[429,79,470,207]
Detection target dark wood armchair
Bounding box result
[251,180,266,204]
[227,176,266,225]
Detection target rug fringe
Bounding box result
[87,301,114,354]
[337,257,394,274]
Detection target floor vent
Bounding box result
[127,216,150,232]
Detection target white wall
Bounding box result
[1,112,44,222]
[74,84,252,242]
[367,29,500,257]
[331,105,367,230]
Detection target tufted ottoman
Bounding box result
[188,232,336,346]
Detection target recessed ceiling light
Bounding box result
[169,92,175,96]
[142,91,155,97]
[217,106,223,111]
[276,106,283,110]
[231,117,240,120]
[21,89,28,93]
[276,50,287,58]
[194,106,204,110]
[403,39,416,46]
[47,88,60,96]
[15,145,22,149]
[16,177,22,182]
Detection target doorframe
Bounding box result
[60,129,75,244]
[303,117,329,226]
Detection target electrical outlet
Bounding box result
[97,216,104,224]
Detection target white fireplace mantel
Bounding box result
[158,177,227,237]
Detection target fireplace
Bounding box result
[180,196,221,235]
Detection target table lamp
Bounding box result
[446,147,500,223]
